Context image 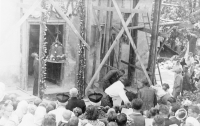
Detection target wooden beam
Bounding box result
[93,6,147,13]
[112,0,152,85]
[148,0,162,84]
[92,6,101,32]
[159,21,181,26]
[139,28,169,38]
[128,25,144,30]
[112,26,127,38]
[49,0,90,50]
[85,11,137,96]
[161,3,180,7]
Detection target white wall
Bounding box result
[0,0,21,87]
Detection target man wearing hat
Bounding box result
[49,93,72,126]
[65,88,86,113]
[104,77,130,106]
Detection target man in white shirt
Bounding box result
[105,77,130,106]
[185,105,200,126]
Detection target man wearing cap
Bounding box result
[104,77,130,106]
[49,93,72,126]
[65,88,86,113]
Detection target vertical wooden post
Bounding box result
[128,0,139,85]
[20,0,24,89]
[100,0,113,78]
[147,0,162,84]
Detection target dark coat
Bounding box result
[138,86,156,111]
[65,97,86,113]
[129,113,145,126]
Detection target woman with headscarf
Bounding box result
[6,100,28,126]
[18,104,37,126]
[31,106,46,126]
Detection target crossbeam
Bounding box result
[93,6,147,13]
[112,0,152,85]
[49,0,90,50]
[85,10,137,96]
[121,60,152,75]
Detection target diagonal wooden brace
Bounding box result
[49,0,90,50]
[112,0,152,85]
[85,12,138,95]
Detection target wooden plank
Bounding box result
[92,6,101,32]
[161,3,180,6]
[93,6,147,13]
[139,28,169,38]
[128,25,144,30]
[49,0,90,50]
[159,21,181,26]
[112,0,152,85]
[85,11,137,95]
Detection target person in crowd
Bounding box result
[73,107,82,117]
[0,100,13,125]
[172,60,183,74]
[105,77,130,107]
[101,69,125,91]
[152,115,165,126]
[31,52,39,96]
[58,109,72,126]
[116,113,127,126]
[42,113,56,126]
[34,98,42,107]
[46,104,55,113]
[68,116,79,126]
[186,52,195,67]
[145,108,159,126]
[159,105,173,126]
[151,83,170,102]
[129,98,145,126]
[49,93,70,126]
[87,92,106,119]
[169,103,181,126]
[66,88,86,113]
[182,66,192,93]
[83,105,105,126]
[138,79,156,111]
[185,105,200,126]
[6,100,28,126]
[172,68,183,99]
[39,102,48,109]
[31,105,46,126]
[18,104,37,126]
[50,102,57,110]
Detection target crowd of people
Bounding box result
[0,52,200,126]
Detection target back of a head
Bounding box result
[107,122,118,126]
[62,109,72,121]
[16,100,28,114]
[46,104,55,113]
[28,104,37,115]
[107,111,117,122]
[69,116,79,126]
[131,98,143,110]
[153,115,165,126]
[73,107,82,117]
[119,77,130,87]
[142,79,149,87]
[150,108,159,117]
[42,113,56,126]
[159,105,169,116]
[34,98,42,107]
[171,103,180,114]
[116,113,127,126]
[69,88,78,97]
